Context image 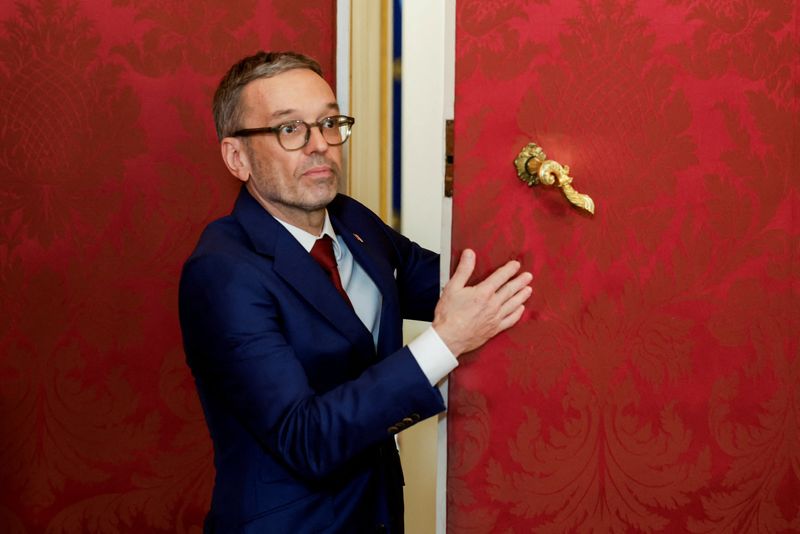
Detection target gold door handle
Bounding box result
[514,143,595,214]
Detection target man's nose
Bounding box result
[303,125,329,154]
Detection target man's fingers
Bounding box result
[498,285,533,318]
[497,305,526,332]
[481,259,523,292]
[436,250,534,355]
[448,249,476,289]
[496,272,533,303]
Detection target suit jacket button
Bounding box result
[387,425,399,434]
[410,412,421,422]
[402,417,414,425]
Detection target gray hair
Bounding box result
[212,51,323,140]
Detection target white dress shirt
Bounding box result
[275,211,457,385]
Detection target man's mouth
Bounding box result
[302,165,332,177]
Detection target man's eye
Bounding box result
[320,117,339,129]
[280,123,301,135]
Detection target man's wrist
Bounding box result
[408,326,458,385]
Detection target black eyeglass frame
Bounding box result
[230,115,356,151]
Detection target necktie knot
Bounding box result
[310,235,353,308]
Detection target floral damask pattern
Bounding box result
[446,386,499,533]
[456,0,548,80]
[111,0,260,76]
[668,0,795,98]
[450,0,798,531]
[0,0,335,531]
[0,0,143,247]
[487,379,710,532]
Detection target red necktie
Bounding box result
[310,235,353,308]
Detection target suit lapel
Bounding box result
[272,236,373,351]
[331,215,402,359]
[232,188,372,353]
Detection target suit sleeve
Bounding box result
[179,247,445,482]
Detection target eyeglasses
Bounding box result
[231,115,355,151]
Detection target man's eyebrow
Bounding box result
[270,102,340,119]
[271,109,296,119]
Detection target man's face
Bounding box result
[237,69,343,226]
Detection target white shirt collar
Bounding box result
[273,211,342,260]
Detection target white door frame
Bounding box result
[338,1,454,531]
[401,2,455,533]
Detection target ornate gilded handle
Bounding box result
[514,143,595,214]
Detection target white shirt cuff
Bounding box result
[408,326,458,386]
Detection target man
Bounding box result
[179,51,532,533]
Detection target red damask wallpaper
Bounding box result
[449,1,798,532]
[0,1,335,531]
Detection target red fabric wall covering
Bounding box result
[0,1,335,531]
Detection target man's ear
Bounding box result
[220,137,251,183]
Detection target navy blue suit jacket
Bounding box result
[179,187,446,533]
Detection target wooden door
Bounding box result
[447,1,798,532]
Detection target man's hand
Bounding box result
[432,249,533,357]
